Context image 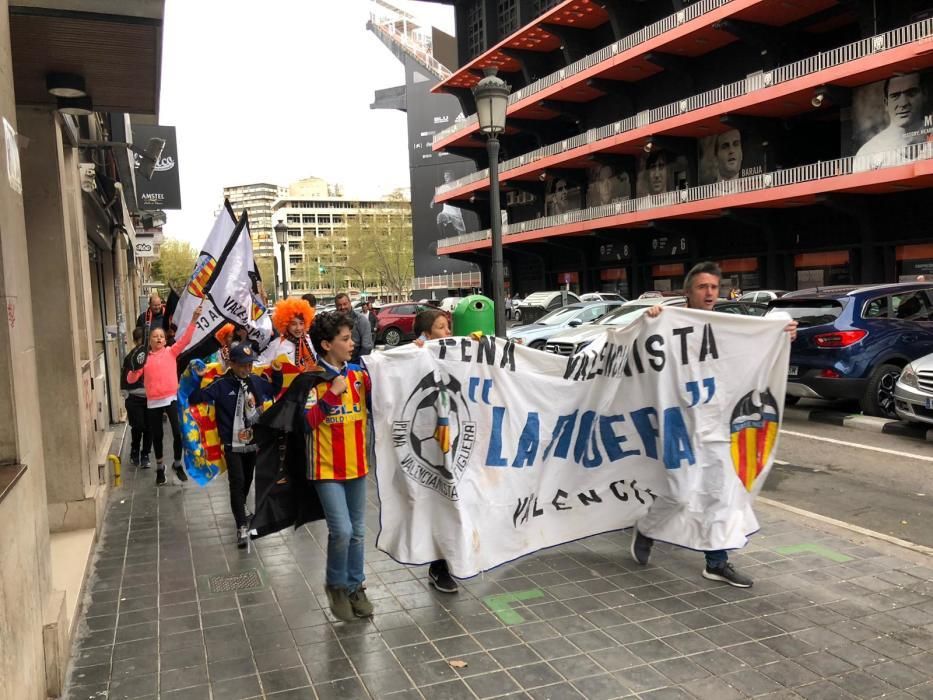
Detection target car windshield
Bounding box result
[768,299,844,327]
[596,304,651,326]
[535,307,580,325]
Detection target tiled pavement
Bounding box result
[64,439,933,699]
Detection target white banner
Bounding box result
[174,209,274,352]
[368,308,790,578]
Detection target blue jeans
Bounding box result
[705,550,728,568]
[313,477,367,592]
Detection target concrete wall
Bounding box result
[0,1,55,698]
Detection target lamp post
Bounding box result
[274,221,288,299]
[472,67,510,338]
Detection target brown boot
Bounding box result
[325,585,354,622]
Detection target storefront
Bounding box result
[599,267,629,298]
[651,263,685,293]
[719,257,761,294]
[794,251,851,289]
[897,244,933,281]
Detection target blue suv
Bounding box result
[769,282,933,417]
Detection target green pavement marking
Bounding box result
[482,589,545,625]
[774,543,853,563]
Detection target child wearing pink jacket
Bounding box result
[127,303,202,485]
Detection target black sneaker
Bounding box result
[630,529,653,566]
[130,454,140,468]
[236,526,249,549]
[140,455,151,469]
[172,462,188,482]
[155,468,166,486]
[428,561,458,594]
[703,562,753,588]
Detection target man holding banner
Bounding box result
[633,261,798,587]
[367,287,795,581]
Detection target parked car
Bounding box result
[374,302,434,347]
[895,353,933,425]
[740,290,788,303]
[507,301,623,349]
[579,292,627,303]
[544,298,766,355]
[514,291,582,324]
[545,297,687,355]
[768,282,933,417]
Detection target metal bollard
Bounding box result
[109,454,122,487]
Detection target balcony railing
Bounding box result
[435,17,933,198]
[432,0,735,146]
[437,143,933,250]
[368,12,451,81]
[412,271,483,289]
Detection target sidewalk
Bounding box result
[63,438,933,699]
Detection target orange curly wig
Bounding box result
[272,298,315,335]
[214,323,235,346]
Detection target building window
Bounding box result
[467,1,485,59]
[532,0,560,17]
[498,0,517,36]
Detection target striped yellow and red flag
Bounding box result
[186,254,217,298]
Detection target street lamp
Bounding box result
[473,67,510,338]
[274,221,288,299]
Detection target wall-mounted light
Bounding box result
[46,72,86,98]
[811,92,826,108]
[643,141,654,153]
[538,171,547,181]
[56,95,94,116]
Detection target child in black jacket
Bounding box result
[189,341,283,547]
[120,327,151,467]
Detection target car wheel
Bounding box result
[860,362,902,418]
[513,309,522,322]
[529,339,546,350]
[383,327,403,347]
[784,396,800,406]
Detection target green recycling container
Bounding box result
[452,295,495,337]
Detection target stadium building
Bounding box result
[421,0,933,297]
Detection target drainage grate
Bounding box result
[208,569,263,593]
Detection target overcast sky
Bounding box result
[158,0,454,248]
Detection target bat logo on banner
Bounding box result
[391,370,476,501]
[729,389,780,491]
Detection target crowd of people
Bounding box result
[121,261,796,623]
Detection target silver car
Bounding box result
[895,353,933,425]
[507,301,621,350]
[544,297,687,355]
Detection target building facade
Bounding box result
[0,2,165,697]
[426,0,933,297]
[223,182,287,258]
[272,177,413,299]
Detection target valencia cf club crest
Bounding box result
[186,254,217,299]
[729,389,780,492]
[251,293,266,321]
[391,370,476,501]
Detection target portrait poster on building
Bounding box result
[544,177,583,216]
[697,128,766,185]
[586,163,632,207]
[635,150,690,197]
[843,70,933,157]
[404,62,479,277]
